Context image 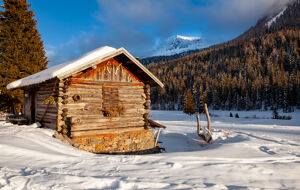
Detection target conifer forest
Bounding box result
[147,29,300,112]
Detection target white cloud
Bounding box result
[205,0,292,28]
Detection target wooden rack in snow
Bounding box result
[148,119,167,129]
[148,119,166,147]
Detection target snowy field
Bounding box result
[0,110,300,190]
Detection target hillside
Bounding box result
[146,1,300,112]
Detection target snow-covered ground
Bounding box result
[0,110,300,189]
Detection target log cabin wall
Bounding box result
[57,58,148,138]
[33,79,58,129]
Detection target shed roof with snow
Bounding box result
[7,46,164,89]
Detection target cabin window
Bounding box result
[102,86,122,117]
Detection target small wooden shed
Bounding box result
[7,46,165,153]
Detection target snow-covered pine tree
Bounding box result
[0,0,48,113]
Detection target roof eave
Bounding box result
[119,48,164,88]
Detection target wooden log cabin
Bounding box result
[7,46,165,153]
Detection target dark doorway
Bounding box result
[31,91,36,123]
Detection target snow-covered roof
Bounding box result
[7,46,164,89]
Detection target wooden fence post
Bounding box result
[204,104,211,132]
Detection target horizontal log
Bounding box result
[36,106,57,112]
[122,109,145,115]
[37,89,57,93]
[119,100,146,104]
[65,90,102,95]
[71,127,144,137]
[37,87,57,92]
[65,90,101,95]
[119,90,144,93]
[58,106,145,114]
[36,92,58,97]
[118,94,144,98]
[66,87,102,92]
[68,115,142,120]
[71,123,144,132]
[64,111,103,116]
[69,79,144,86]
[57,103,145,110]
[38,86,58,91]
[64,86,144,93]
[36,112,58,117]
[36,118,57,123]
[118,85,143,89]
[59,112,144,118]
[67,83,102,88]
[58,104,101,109]
[36,112,58,118]
[36,106,57,111]
[36,114,58,120]
[36,111,58,116]
[71,116,144,124]
[36,103,57,107]
[36,98,58,103]
[66,94,102,99]
[71,119,144,128]
[120,105,145,110]
[62,104,102,109]
[61,100,102,105]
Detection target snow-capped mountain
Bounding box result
[152,35,209,56]
[235,0,299,43]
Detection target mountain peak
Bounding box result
[152,35,208,56]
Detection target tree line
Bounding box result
[147,29,300,112]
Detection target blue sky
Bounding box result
[23,0,290,66]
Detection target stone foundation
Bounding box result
[72,129,155,153]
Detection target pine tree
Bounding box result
[183,89,196,115]
[0,0,47,113]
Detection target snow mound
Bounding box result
[7,46,116,89]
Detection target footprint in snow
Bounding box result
[166,162,182,169]
[259,146,276,155]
